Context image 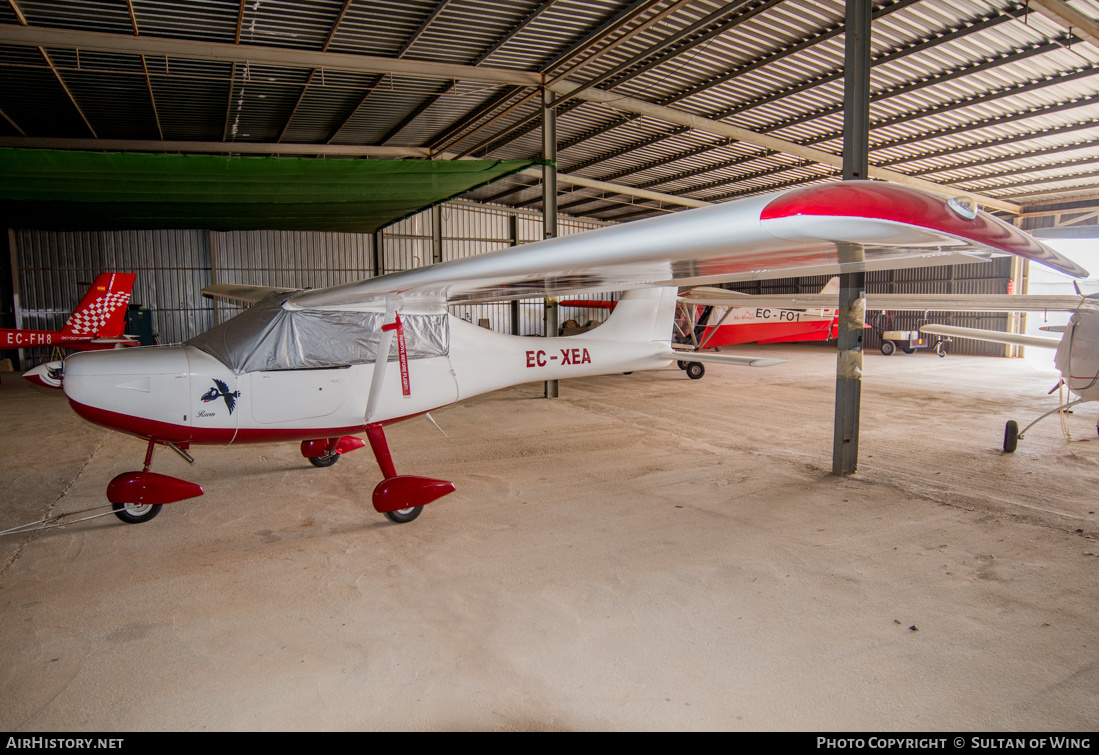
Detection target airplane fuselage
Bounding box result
[62,312,673,445]
[1057,308,1099,403]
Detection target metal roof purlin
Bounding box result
[549,80,1022,213]
[1028,0,1099,50]
[0,23,544,87]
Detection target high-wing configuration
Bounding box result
[6,272,137,388]
[51,182,1087,526]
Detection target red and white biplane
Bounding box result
[47,182,1087,525]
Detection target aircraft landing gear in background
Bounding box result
[308,452,340,467]
[675,359,705,379]
[1003,397,1088,452]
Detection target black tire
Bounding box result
[902,347,915,354]
[686,362,705,380]
[383,506,423,524]
[1003,420,1019,453]
[308,452,339,467]
[937,348,947,358]
[880,341,896,356]
[111,501,162,524]
[677,360,690,370]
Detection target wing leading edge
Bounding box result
[286,182,1087,311]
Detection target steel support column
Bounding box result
[542,87,559,399]
[7,228,21,370]
[508,214,521,336]
[833,0,871,476]
[372,230,383,278]
[431,205,443,265]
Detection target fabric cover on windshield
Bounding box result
[188,293,449,374]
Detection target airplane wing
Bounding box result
[678,291,1092,312]
[919,324,1062,350]
[285,182,1088,311]
[202,284,299,304]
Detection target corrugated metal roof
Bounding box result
[0,0,1097,223]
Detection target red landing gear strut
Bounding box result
[365,423,454,523]
[300,424,455,524]
[106,439,204,523]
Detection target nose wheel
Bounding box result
[111,501,162,524]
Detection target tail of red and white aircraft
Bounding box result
[3,273,136,352]
[57,272,136,342]
[9,273,137,387]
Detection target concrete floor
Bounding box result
[1,345,1097,731]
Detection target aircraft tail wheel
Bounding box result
[938,349,947,358]
[111,501,163,524]
[1003,420,1019,453]
[686,362,705,380]
[383,506,423,524]
[308,452,339,467]
[880,340,896,356]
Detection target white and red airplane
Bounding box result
[47,182,1087,525]
[8,273,137,387]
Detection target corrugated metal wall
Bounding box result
[8,202,612,367]
[14,229,211,351]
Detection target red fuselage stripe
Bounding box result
[67,399,437,445]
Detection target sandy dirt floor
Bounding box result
[0,345,1096,731]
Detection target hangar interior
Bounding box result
[3,0,1099,365]
[1,0,1098,732]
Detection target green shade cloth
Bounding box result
[0,149,533,232]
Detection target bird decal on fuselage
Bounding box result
[201,378,240,415]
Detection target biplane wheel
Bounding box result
[1003,420,1019,453]
[686,362,705,380]
[383,506,423,524]
[111,501,162,524]
[937,348,947,358]
[677,360,690,370]
[902,347,916,354]
[308,452,340,468]
[880,341,896,356]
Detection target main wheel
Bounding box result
[686,362,705,380]
[1003,420,1019,453]
[383,506,423,524]
[902,347,916,354]
[677,360,690,370]
[111,501,162,524]
[880,341,896,356]
[309,452,339,467]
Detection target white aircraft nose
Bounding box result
[64,346,194,440]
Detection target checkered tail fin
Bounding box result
[60,273,137,338]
